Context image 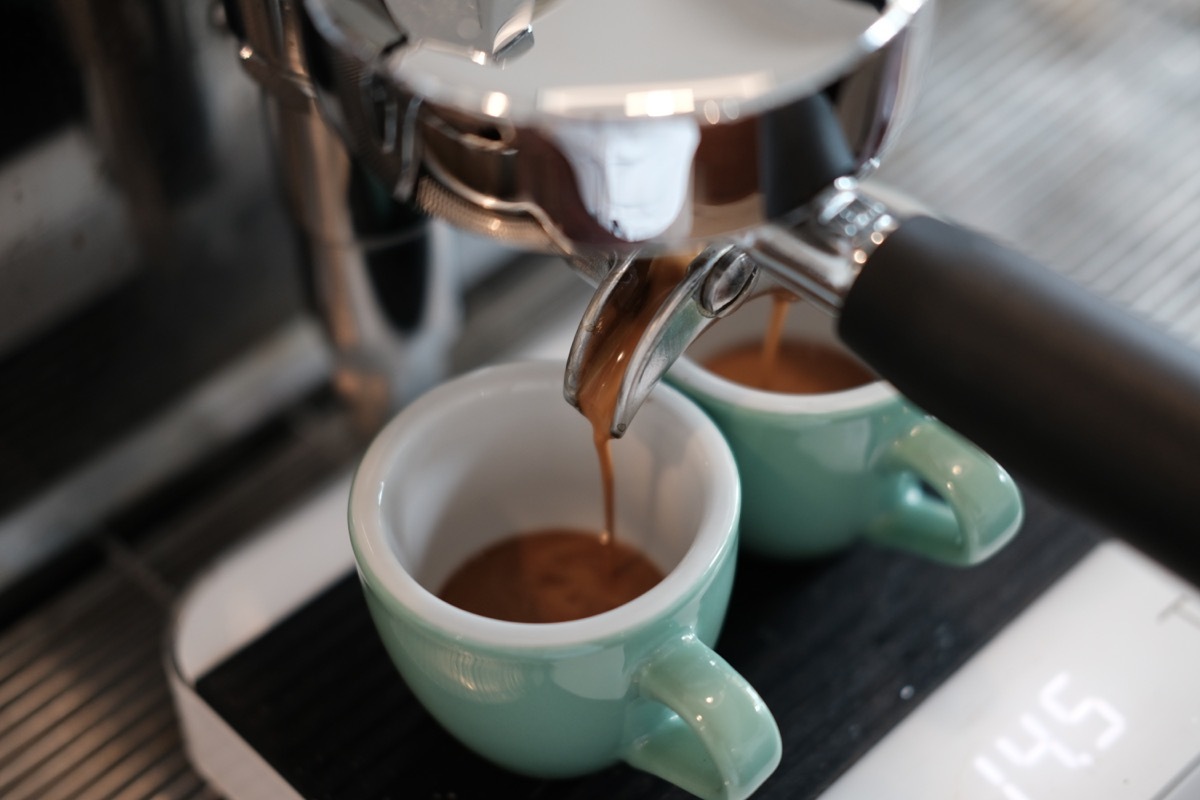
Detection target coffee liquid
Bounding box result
[438,529,664,623]
[574,255,691,542]
[439,256,690,624]
[704,296,875,393]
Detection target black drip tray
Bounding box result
[196,490,1098,799]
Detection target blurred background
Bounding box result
[0,0,1196,797]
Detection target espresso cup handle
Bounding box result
[866,420,1024,565]
[622,634,781,800]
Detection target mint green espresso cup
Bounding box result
[349,361,780,800]
[666,296,1023,565]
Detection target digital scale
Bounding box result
[821,542,1200,800]
[166,318,1200,800]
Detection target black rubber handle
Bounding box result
[838,215,1200,584]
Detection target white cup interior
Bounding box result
[350,361,739,647]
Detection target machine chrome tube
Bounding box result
[227,0,457,434]
[746,179,900,315]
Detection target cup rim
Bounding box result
[668,351,896,414]
[349,360,741,650]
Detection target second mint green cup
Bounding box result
[349,361,780,800]
[667,296,1023,565]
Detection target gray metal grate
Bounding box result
[0,405,359,800]
[877,0,1200,344]
[0,568,211,799]
[1,1,1197,797]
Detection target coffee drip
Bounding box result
[704,296,876,394]
[574,254,692,543]
[436,256,692,624]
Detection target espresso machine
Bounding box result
[225,0,1200,575]
[3,1,1200,798]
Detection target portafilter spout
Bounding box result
[563,178,897,437]
[300,0,1200,579]
[562,245,761,436]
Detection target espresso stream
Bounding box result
[574,254,692,543]
[438,255,688,623]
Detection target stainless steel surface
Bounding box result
[231,0,460,435]
[0,0,312,579]
[563,246,757,437]
[747,179,901,313]
[0,321,330,591]
[2,1,1199,798]
[0,129,138,355]
[562,174,905,437]
[303,0,929,250]
[877,0,1200,350]
[56,0,213,255]
[0,0,262,355]
[380,0,537,65]
[2,0,218,370]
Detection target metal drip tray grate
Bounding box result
[0,401,359,800]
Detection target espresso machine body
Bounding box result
[3,2,1200,799]
[0,0,305,587]
[291,0,1200,578]
[12,0,1191,586]
[0,0,478,594]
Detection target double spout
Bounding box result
[563,178,900,439]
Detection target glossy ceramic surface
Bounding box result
[668,297,1023,563]
[349,362,780,799]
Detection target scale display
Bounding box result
[822,542,1200,799]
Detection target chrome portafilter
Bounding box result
[298,0,926,405]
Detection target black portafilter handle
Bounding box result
[838,215,1200,586]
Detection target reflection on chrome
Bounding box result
[381,0,537,65]
[550,119,700,241]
